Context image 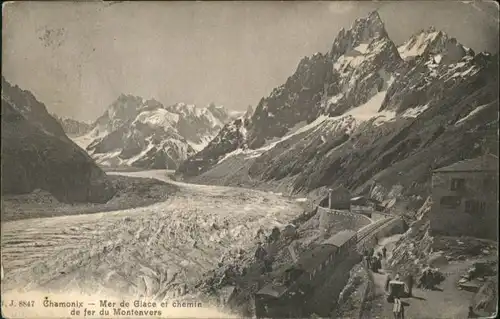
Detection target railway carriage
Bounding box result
[255,230,358,318]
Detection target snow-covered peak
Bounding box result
[84,94,239,169]
[330,10,391,61]
[353,11,386,36]
[165,102,228,129]
[207,103,230,123]
[133,108,180,131]
[244,105,254,119]
[229,110,246,120]
[398,28,441,59]
[397,28,471,64]
[90,94,144,136]
[141,98,163,110]
[167,102,201,117]
[107,94,143,119]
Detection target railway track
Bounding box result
[356,216,397,250]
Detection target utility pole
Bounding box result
[328,188,333,209]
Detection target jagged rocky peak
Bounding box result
[1,77,67,138]
[142,98,163,110]
[91,93,145,136]
[165,102,199,117]
[352,11,387,38]
[109,93,143,116]
[329,11,391,61]
[244,105,254,118]
[473,52,496,67]
[53,115,92,137]
[207,102,230,122]
[398,27,472,65]
[297,52,327,71]
[178,9,499,196]
[1,80,116,203]
[83,94,236,169]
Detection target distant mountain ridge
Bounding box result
[1,77,116,203]
[177,11,499,202]
[53,115,92,137]
[77,95,237,169]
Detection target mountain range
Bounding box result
[1,77,116,203]
[177,11,499,202]
[71,97,239,170]
[53,114,92,137]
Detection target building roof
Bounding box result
[322,230,357,248]
[256,283,288,298]
[433,154,499,173]
[351,196,365,201]
[351,196,382,204]
[330,185,352,196]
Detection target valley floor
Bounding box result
[1,170,304,317]
[363,235,497,319]
[1,174,178,222]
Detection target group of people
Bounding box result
[417,266,444,290]
[255,242,273,273]
[363,246,387,273]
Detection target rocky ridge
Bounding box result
[177,11,499,204]
[80,96,235,169]
[1,77,116,203]
[53,115,92,137]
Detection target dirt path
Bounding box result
[368,235,482,319]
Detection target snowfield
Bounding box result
[217,74,397,164]
[397,30,440,59]
[1,170,304,305]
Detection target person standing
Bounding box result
[385,274,392,292]
[393,297,402,319]
[382,246,387,259]
[255,242,267,261]
[407,274,414,297]
[367,254,372,269]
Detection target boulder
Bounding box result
[428,251,449,268]
[472,277,498,315]
[282,224,298,238]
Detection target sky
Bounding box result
[2,1,499,122]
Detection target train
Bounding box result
[254,230,359,318]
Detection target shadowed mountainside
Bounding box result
[1,77,116,203]
[178,12,499,202]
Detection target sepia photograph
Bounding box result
[1,1,499,318]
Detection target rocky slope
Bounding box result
[177,11,499,203]
[1,77,116,203]
[53,115,92,137]
[79,96,235,169]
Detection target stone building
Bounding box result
[349,196,384,217]
[321,185,352,209]
[430,154,498,240]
